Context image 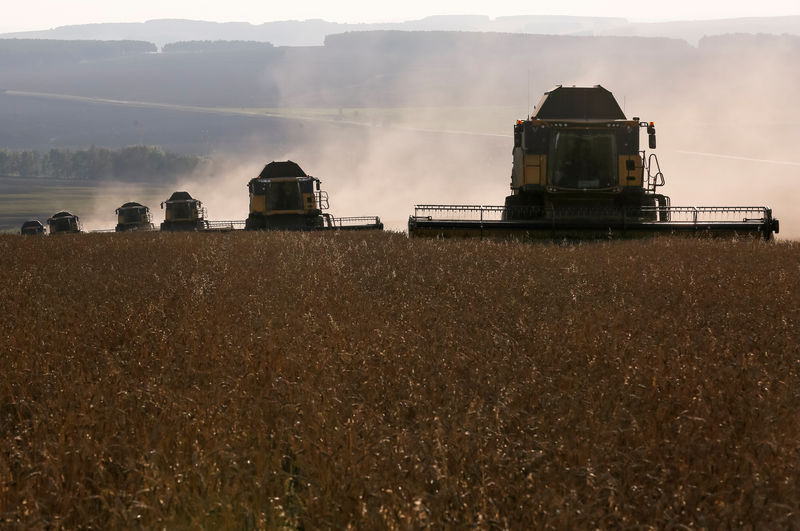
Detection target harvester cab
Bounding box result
[47,211,82,234]
[160,191,207,231]
[115,202,154,232]
[245,160,383,231]
[20,220,46,235]
[505,85,670,219]
[410,85,779,240]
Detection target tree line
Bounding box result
[162,41,274,53]
[0,39,155,70]
[0,146,208,181]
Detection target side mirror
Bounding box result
[315,179,320,191]
[513,122,523,148]
[646,123,656,149]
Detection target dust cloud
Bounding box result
[76,117,797,238]
[81,182,173,232]
[172,123,512,232]
[651,120,799,240]
[80,33,800,239]
[184,108,797,239]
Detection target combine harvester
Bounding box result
[16,163,381,234]
[160,191,209,231]
[47,211,82,234]
[408,85,779,240]
[245,161,383,231]
[115,202,155,232]
[20,220,46,235]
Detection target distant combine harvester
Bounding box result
[16,160,383,234]
[115,202,154,232]
[20,220,46,235]
[244,160,383,231]
[47,211,82,234]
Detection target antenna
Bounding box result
[527,69,531,119]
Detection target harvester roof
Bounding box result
[51,211,76,218]
[120,201,145,209]
[167,191,195,202]
[258,160,307,179]
[532,85,626,120]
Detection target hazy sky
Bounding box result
[3,0,799,33]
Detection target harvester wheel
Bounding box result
[245,215,265,231]
[504,193,544,220]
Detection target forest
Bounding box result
[0,39,155,70]
[0,146,207,181]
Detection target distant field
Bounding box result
[0,91,295,153]
[224,105,517,136]
[5,93,518,135]
[1,232,798,528]
[0,92,513,154]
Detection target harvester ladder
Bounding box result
[644,152,665,193]
[316,191,330,210]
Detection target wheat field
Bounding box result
[1,231,798,528]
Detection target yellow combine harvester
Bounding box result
[115,202,154,232]
[160,191,207,231]
[245,161,383,231]
[409,85,779,240]
[47,211,82,234]
[20,220,45,235]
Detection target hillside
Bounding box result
[2,15,799,46]
[2,31,796,117]
[0,39,155,71]
[1,232,799,527]
[1,32,797,115]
